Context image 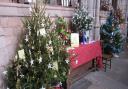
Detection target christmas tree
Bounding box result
[100,9,124,56]
[5,0,69,89]
[72,7,93,33]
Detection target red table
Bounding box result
[68,41,103,69]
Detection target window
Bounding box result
[46,0,80,7]
[11,0,80,8]
[47,0,72,7]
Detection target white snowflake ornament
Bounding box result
[25,35,29,42]
[65,59,69,64]
[59,82,62,86]
[48,63,52,69]
[20,74,24,78]
[39,57,42,63]
[41,85,45,89]
[3,71,7,75]
[49,40,52,45]
[31,60,34,65]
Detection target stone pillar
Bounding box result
[87,0,95,41]
[87,0,94,17]
[94,0,101,40]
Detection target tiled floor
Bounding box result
[70,44,128,89]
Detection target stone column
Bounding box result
[94,0,101,40]
[87,0,95,41]
[87,0,94,17]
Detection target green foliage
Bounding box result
[72,7,93,32]
[6,1,69,89]
[100,10,123,54]
[55,16,70,45]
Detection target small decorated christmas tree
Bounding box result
[72,7,93,33]
[5,0,69,89]
[72,7,93,44]
[100,9,124,56]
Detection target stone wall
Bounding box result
[0,0,10,3]
[0,2,74,88]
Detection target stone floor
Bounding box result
[70,44,128,89]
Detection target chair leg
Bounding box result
[94,58,97,71]
[105,59,107,72]
[92,58,96,71]
[110,59,111,69]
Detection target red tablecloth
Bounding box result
[68,41,103,69]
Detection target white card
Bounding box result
[71,33,79,47]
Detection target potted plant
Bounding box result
[72,7,93,44]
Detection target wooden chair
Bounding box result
[100,40,113,72]
[102,54,113,72]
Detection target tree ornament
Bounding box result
[25,35,29,42]
[48,63,52,69]
[53,61,58,70]
[65,59,69,64]
[41,86,45,89]
[48,40,52,45]
[18,49,25,59]
[30,60,34,65]
[3,71,7,75]
[38,57,42,63]
[54,75,57,78]
[41,23,45,27]
[59,82,62,86]
[39,28,46,36]
[20,74,24,78]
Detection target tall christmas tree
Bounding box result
[5,0,69,89]
[100,9,124,56]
